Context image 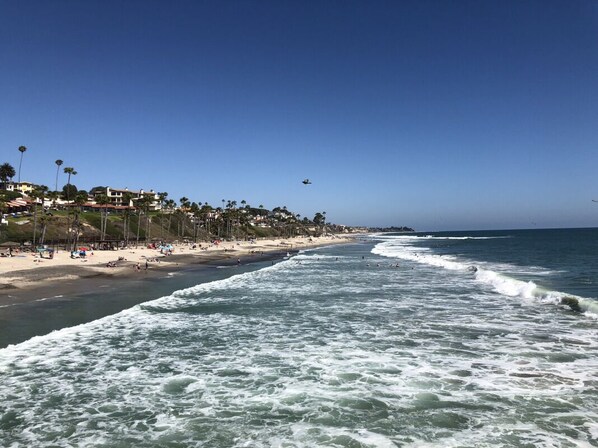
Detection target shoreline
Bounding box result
[0,235,352,306]
[0,236,355,347]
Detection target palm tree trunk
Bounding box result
[73,214,81,251]
[145,212,151,243]
[32,202,38,248]
[18,153,24,184]
[136,210,142,246]
[103,207,109,240]
[40,223,47,245]
[65,174,72,250]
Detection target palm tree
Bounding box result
[165,199,176,233]
[95,194,110,240]
[17,146,27,183]
[30,185,48,248]
[179,197,190,237]
[122,191,135,244]
[63,167,77,249]
[158,192,168,239]
[71,191,88,251]
[39,214,51,245]
[0,163,16,187]
[63,167,77,199]
[133,193,152,245]
[190,202,200,242]
[54,160,63,192]
[143,194,153,242]
[135,195,144,246]
[200,203,213,235]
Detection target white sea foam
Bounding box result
[371,237,598,317]
[1,242,597,446]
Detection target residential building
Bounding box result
[94,187,161,210]
[0,181,35,195]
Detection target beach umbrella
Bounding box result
[0,242,20,247]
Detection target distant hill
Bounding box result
[368,226,414,232]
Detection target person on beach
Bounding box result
[135,263,140,271]
[145,260,149,270]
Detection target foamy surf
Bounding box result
[1,234,597,447]
[372,236,598,317]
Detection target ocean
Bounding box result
[1,228,597,447]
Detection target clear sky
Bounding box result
[1,0,597,230]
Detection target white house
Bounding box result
[95,187,161,211]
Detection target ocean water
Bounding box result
[1,229,598,447]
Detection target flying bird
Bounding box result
[302,179,312,185]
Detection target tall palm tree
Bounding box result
[63,167,77,199]
[122,191,135,245]
[17,146,27,183]
[71,191,88,251]
[95,194,110,240]
[31,185,48,248]
[190,202,200,242]
[165,199,176,234]
[158,192,168,239]
[63,167,77,249]
[134,194,152,245]
[143,194,153,242]
[39,214,51,245]
[179,197,190,237]
[54,159,63,192]
[200,203,213,235]
[135,195,144,246]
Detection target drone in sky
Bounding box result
[302,179,312,185]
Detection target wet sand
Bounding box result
[0,250,293,348]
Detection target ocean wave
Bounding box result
[372,234,512,241]
[372,240,598,317]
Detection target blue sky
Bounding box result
[1,0,597,230]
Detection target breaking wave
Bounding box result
[372,237,598,317]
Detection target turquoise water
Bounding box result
[1,229,597,447]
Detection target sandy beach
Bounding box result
[0,235,353,303]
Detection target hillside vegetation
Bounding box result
[0,210,321,247]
